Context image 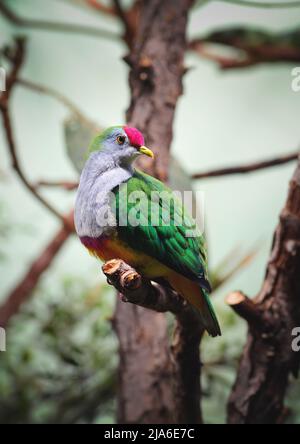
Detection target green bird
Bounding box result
[74,125,221,337]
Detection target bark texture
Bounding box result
[103,259,190,315]
[126,0,193,182]
[227,156,300,424]
[113,0,196,424]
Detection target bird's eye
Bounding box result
[117,135,126,145]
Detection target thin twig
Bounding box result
[0,0,119,41]
[85,0,116,14]
[113,0,130,32]
[212,245,259,290]
[188,42,257,69]
[219,0,300,8]
[2,107,68,223]
[112,0,136,46]
[60,0,117,15]
[189,40,300,69]
[0,212,74,328]
[16,77,95,127]
[0,39,70,226]
[189,26,300,69]
[192,151,298,180]
[36,180,79,190]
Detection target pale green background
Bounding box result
[1,0,300,309]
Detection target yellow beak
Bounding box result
[139,146,154,158]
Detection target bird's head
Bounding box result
[88,125,154,165]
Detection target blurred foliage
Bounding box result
[1,269,300,423]
[0,277,118,424]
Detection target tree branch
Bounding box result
[102,259,195,316]
[16,78,92,124]
[188,42,260,69]
[62,0,141,48]
[189,27,300,69]
[0,39,70,226]
[112,0,135,46]
[0,0,119,41]
[35,180,79,191]
[220,0,300,8]
[192,150,299,180]
[84,0,117,15]
[2,106,70,224]
[226,291,267,331]
[0,211,74,328]
[212,245,258,290]
[227,154,300,424]
[0,39,78,325]
[2,41,98,126]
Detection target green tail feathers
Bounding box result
[200,289,221,337]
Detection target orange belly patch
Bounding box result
[80,235,169,278]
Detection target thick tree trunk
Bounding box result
[113,0,195,424]
[227,156,300,424]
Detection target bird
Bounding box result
[74,125,221,337]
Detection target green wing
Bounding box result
[114,170,211,291]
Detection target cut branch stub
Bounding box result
[226,291,270,332]
[227,155,300,424]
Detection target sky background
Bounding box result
[1,0,300,311]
